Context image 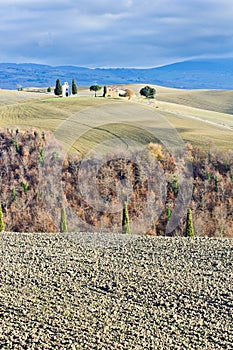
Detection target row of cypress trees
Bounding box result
[58,203,131,234]
[0,202,194,235]
[58,203,194,237]
[120,203,194,236]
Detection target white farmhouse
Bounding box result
[62,82,72,97]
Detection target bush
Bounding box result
[147,143,163,160]
[140,86,156,98]
[120,89,135,100]
[21,181,29,193]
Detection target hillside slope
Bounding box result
[0,129,232,236]
[0,86,233,151]
[156,89,233,115]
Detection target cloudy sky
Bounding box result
[0,0,233,67]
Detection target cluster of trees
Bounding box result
[91,85,156,99]
[50,81,156,99]
[0,129,232,236]
[89,85,156,99]
[53,79,78,96]
[122,202,194,237]
[52,81,102,97]
[52,81,103,97]
[0,192,194,236]
[91,85,135,99]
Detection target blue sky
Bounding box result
[0,0,233,67]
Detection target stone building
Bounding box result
[104,86,120,98]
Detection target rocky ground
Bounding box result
[0,233,232,349]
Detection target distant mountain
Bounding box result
[1,58,233,90]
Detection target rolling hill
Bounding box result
[0,84,233,151]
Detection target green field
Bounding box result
[0,85,233,153]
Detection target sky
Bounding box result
[0,0,233,67]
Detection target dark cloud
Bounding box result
[0,0,233,66]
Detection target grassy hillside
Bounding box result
[0,89,48,106]
[156,89,233,114]
[0,85,233,152]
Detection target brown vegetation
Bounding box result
[0,130,232,236]
[120,89,135,100]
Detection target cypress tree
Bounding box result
[167,207,171,220]
[54,79,62,96]
[103,85,107,97]
[185,208,194,237]
[215,176,219,192]
[0,204,5,232]
[60,207,68,233]
[122,202,130,234]
[11,187,17,201]
[72,79,78,95]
